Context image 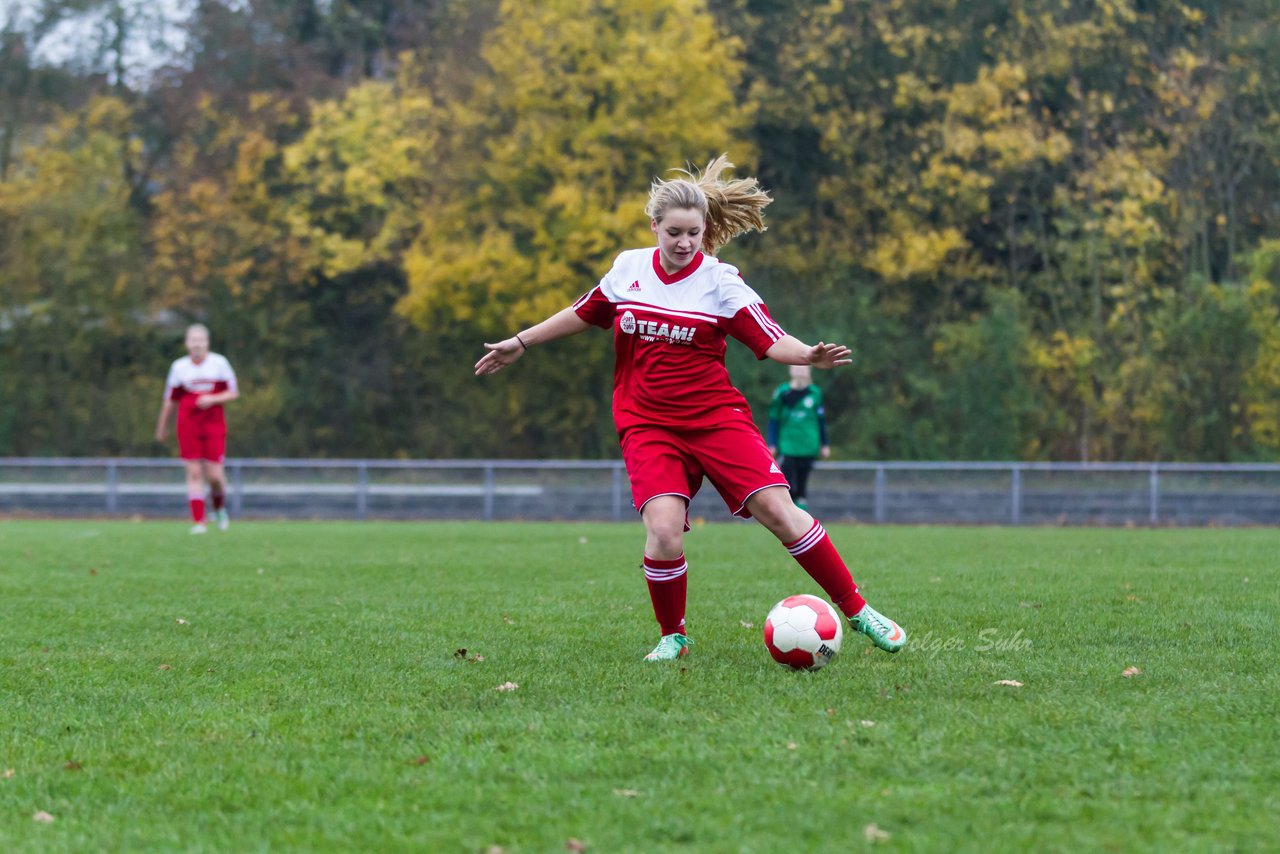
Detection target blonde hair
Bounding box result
[645,154,771,255]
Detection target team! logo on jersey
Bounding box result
[617,310,696,345]
[636,320,695,344]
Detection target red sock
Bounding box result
[211,487,225,511]
[189,497,206,523]
[785,521,866,617]
[643,554,688,636]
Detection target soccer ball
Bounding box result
[763,594,843,671]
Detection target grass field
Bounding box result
[1,520,1277,852]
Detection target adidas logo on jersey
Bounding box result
[627,280,642,292]
[770,462,782,474]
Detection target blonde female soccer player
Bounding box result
[155,324,239,533]
[475,156,905,661]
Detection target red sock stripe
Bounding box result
[785,521,825,556]
[643,554,688,582]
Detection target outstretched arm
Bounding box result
[474,307,592,376]
[155,399,174,442]
[764,336,852,369]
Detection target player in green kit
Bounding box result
[767,365,829,510]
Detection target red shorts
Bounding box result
[177,421,226,463]
[620,416,790,519]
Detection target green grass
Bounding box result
[2,520,1278,852]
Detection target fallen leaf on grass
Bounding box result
[993,680,1024,687]
[860,720,876,728]
[484,847,505,854]
[1122,666,1142,678]
[64,761,82,772]
[825,708,836,717]
[578,537,589,545]
[175,619,189,626]
[409,755,429,766]
[612,788,639,798]
[454,648,468,658]
[494,682,519,692]
[256,568,265,575]
[158,664,171,671]
[739,621,755,629]
[2,769,14,779]
[470,655,485,663]
[864,823,891,843]
[930,576,942,583]
[89,568,98,576]
[1018,601,1042,609]
[1125,595,1143,603]
[502,615,514,625]
[33,811,55,824]
[786,741,797,750]
[566,839,588,853]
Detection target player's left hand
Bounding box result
[806,342,852,369]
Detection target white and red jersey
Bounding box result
[572,248,787,433]
[164,353,237,427]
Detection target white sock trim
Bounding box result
[786,521,825,556]
[643,558,688,583]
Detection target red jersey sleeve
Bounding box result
[723,302,787,360]
[572,286,614,329]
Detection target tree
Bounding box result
[397,0,752,456]
[0,96,153,453]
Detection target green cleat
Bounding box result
[644,633,693,662]
[850,604,906,653]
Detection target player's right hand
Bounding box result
[474,338,525,376]
[155,427,167,443]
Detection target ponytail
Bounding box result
[645,154,771,255]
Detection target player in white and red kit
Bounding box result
[155,324,239,533]
[475,156,906,661]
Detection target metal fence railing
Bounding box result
[2,458,1279,526]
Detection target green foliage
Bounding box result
[1,0,1278,459]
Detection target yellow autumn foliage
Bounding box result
[398,0,749,331]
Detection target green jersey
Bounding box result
[767,383,828,458]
